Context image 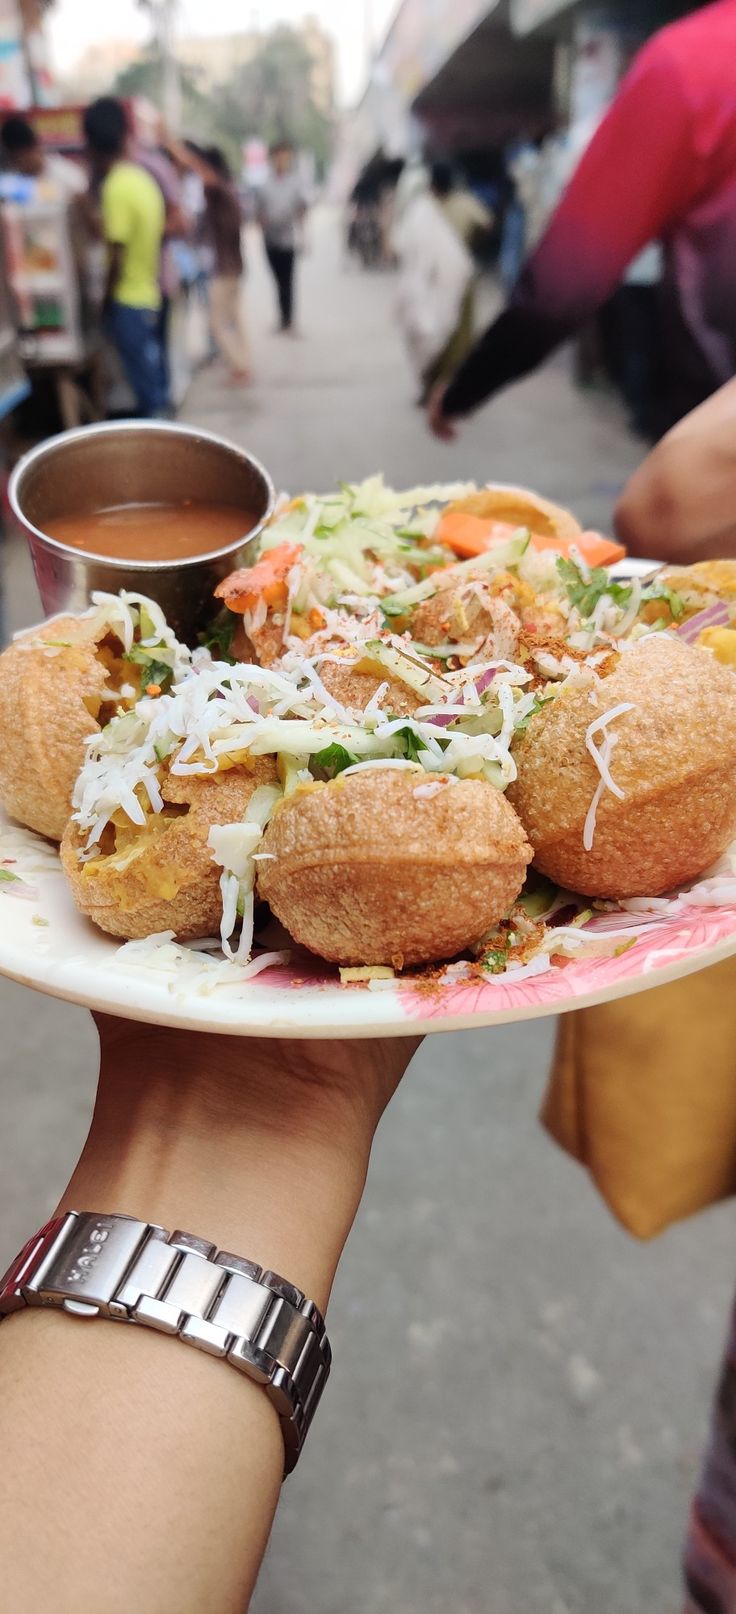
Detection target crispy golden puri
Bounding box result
[508,636,736,897]
[257,769,532,968]
[0,614,121,841]
[61,761,276,941]
[659,560,736,600]
[319,659,419,717]
[446,485,582,543]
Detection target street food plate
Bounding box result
[2,807,736,1040]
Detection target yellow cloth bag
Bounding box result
[542,957,736,1239]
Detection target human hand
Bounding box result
[427,382,458,441]
[65,1017,422,1309]
[0,1019,421,1613]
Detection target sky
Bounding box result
[46,0,399,105]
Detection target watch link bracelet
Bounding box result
[0,1210,331,1475]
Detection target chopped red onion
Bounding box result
[474,666,498,695]
[677,602,730,643]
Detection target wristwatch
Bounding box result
[0,1210,331,1475]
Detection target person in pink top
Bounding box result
[429,0,736,440]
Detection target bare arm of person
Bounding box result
[0,1018,419,1614]
[163,132,224,191]
[102,239,124,310]
[431,37,696,434]
[615,379,736,562]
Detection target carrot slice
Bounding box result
[214,541,303,613]
[436,510,626,567]
[530,531,626,566]
[436,511,522,557]
[575,531,627,567]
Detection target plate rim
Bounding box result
[1,891,734,1038]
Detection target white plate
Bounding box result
[2,810,736,1039]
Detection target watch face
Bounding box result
[0,1216,67,1311]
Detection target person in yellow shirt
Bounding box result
[83,98,169,418]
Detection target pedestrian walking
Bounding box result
[83,98,168,419]
[164,137,250,384]
[393,177,474,406]
[258,141,307,334]
[203,148,250,383]
[428,0,736,442]
[421,161,493,397]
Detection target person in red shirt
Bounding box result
[429,0,736,440]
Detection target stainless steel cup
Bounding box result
[9,419,276,643]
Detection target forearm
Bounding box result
[164,135,219,189]
[103,242,123,308]
[442,300,574,418]
[0,1024,381,1614]
[615,382,736,562]
[442,46,693,423]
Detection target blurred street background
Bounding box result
[3,209,736,1614]
[1,1,735,1611]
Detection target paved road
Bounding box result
[2,211,733,1614]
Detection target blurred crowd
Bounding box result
[348,0,736,455]
[0,98,310,423]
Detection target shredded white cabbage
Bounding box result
[583,703,636,852]
[208,783,282,960]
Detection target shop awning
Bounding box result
[510,0,577,33]
[412,6,555,147]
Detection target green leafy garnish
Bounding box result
[556,556,633,619]
[640,583,686,621]
[379,599,408,620]
[484,947,510,974]
[515,695,552,734]
[125,642,176,691]
[312,743,360,779]
[198,611,238,663]
[0,868,20,884]
[394,726,426,764]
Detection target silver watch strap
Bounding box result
[0,1211,331,1475]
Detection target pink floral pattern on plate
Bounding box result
[396,903,736,1022]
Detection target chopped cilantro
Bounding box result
[515,695,552,734]
[394,726,425,764]
[484,948,510,975]
[312,743,360,779]
[198,611,238,663]
[557,556,632,619]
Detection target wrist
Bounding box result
[60,1022,384,1309]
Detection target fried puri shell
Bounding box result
[659,560,736,601]
[508,636,736,897]
[447,484,582,543]
[319,659,419,717]
[61,759,276,941]
[258,769,532,968]
[0,614,117,841]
